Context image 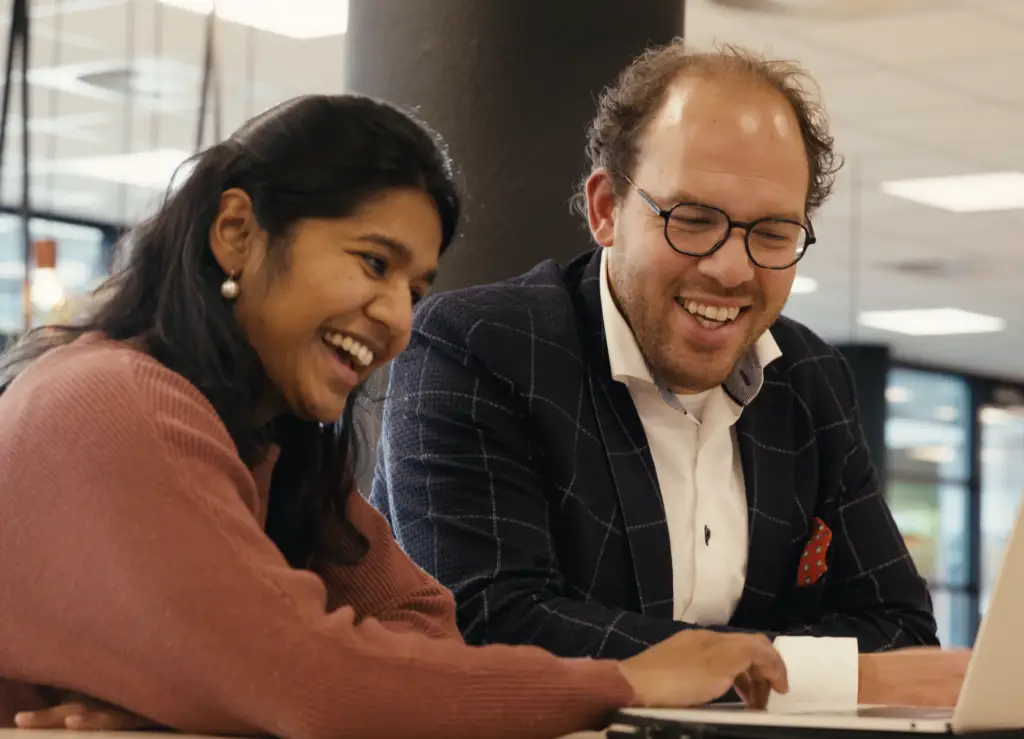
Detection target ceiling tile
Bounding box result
[685,1,872,75]
[856,104,1024,159]
[819,70,965,120]
[841,147,989,185]
[956,0,1024,25]
[791,5,1024,66]
[917,57,1024,107]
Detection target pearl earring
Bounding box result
[220,274,240,300]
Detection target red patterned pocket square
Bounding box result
[797,517,832,587]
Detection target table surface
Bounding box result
[0,731,608,739]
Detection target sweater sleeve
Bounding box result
[0,352,632,739]
[317,496,464,642]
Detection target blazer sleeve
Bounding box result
[779,350,939,650]
[372,305,728,659]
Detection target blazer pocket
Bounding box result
[796,516,833,588]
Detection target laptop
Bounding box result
[610,495,1024,737]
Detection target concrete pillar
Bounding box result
[345,0,686,291]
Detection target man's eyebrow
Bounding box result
[665,191,804,223]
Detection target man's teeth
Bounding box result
[682,300,742,327]
[323,331,374,368]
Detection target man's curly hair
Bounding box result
[573,40,842,217]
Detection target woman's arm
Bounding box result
[317,496,462,641]
[0,355,630,739]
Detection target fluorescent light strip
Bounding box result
[59,149,195,189]
[858,308,1006,336]
[980,407,1024,425]
[881,171,1024,213]
[907,445,956,465]
[159,0,348,39]
[885,386,913,404]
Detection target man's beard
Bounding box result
[631,296,769,394]
[607,254,774,392]
[647,336,747,392]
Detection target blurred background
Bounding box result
[1,0,1022,648]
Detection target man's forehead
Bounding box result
[635,75,810,214]
[650,74,797,136]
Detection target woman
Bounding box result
[0,94,787,739]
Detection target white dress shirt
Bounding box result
[599,249,858,711]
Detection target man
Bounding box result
[371,42,967,707]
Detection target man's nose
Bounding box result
[697,228,756,288]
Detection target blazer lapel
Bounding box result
[731,373,802,625]
[572,251,674,620]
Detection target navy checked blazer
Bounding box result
[370,248,938,659]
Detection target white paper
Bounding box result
[766,635,860,714]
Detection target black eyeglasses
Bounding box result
[624,177,815,270]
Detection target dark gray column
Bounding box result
[836,343,892,491]
[345,0,685,291]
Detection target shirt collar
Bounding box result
[598,248,781,407]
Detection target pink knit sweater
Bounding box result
[0,335,633,739]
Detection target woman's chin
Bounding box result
[311,392,351,425]
[284,391,349,426]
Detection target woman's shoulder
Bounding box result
[12,333,194,397]
[16,332,151,380]
[2,333,226,444]
[2,333,267,523]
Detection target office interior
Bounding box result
[1,0,1022,650]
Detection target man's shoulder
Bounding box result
[769,315,837,361]
[412,254,589,348]
[767,315,854,403]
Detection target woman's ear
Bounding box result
[209,188,261,276]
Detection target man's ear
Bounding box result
[585,169,620,248]
[209,188,260,276]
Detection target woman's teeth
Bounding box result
[323,331,374,368]
[681,299,743,330]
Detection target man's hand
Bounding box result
[859,647,972,707]
[15,696,153,731]
[618,630,789,709]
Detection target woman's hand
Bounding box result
[15,695,153,731]
[618,630,788,709]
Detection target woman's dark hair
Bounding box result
[0,94,461,568]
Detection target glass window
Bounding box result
[979,406,1024,613]
[886,369,971,483]
[931,588,974,647]
[885,369,972,588]
[886,480,970,586]
[0,214,108,334]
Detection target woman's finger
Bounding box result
[15,702,89,729]
[66,709,153,731]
